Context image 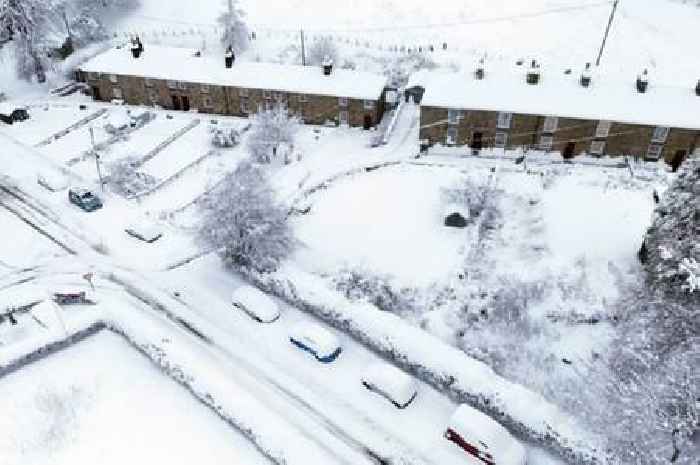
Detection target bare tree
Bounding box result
[198,160,293,273]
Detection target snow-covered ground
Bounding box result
[0,331,270,465]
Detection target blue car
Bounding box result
[289,322,342,363]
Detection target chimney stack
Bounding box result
[475,57,486,80]
[526,59,541,85]
[636,69,649,93]
[322,56,333,76]
[695,79,700,96]
[580,62,592,88]
[224,46,235,69]
[130,35,143,58]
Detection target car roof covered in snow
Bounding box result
[290,321,340,355]
[80,45,388,100]
[231,285,279,321]
[126,221,162,241]
[362,362,417,404]
[419,69,700,130]
[448,404,526,465]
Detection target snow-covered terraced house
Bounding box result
[417,63,700,167]
[78,45,389,129]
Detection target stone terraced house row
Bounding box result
[416,65,700,168]
[77,45,389,129]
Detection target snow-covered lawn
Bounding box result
[0,330,270,465]
[0,208,67,270]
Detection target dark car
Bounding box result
[68,188,103,212]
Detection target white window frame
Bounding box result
[595,120,612,138]
[109,74,118,84]
[647,143,664,160]
[178,81,188,90]
[447,109,461,125]
[298,94,308,103]
[200,84,210,94]
[112,87,123,99]
[446,126,458,145]
[540,135,554,150]
[652,126,670,143]
[238,88,249,97]
[339,110,349,125]
[543,116,558,133]
[364,100,375,110]
[497,112,513,129]
[239,97,250,114]
[494,131,508,148]
[167,80,178,89]
[590,140,606,155]
[338,97,348,107]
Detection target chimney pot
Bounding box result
[526,60,541,85]
[322,57,333,76]
[580,63,592,88]
[636,69,649,93]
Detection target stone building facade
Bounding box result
[419,106,699,166]
[77,45,387,129]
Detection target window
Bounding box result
[167,80,178,89]
[238,88,249,97]
[201,84,210,93]
[109,74,118,84]
[112,87,123,99]
[447,109,461,124]
[497,112,513,129]
[240,97,250,114]
[202,96,213,108]
[364,100,375,110]
[339,110,349,125]
[595,120,612,138]
[647,143,664,160]
[543,116,558,133]
[88,72,98,80]
[274,92,286,102]
[494,131,507,148]
[652,126,670,143]
[178,81,188,90]
[263,90,272,99]
[264,100,274,111]
[446,126,458,145]
[298,94,308,103]
[148,90,158,103]
[338,97,348,107]
[590,140,606,155]
[540,135,554,150]
[144,78,154,88]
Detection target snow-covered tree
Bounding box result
[198,160,293,273]
[247,103,301,164]
[217,0,248,52]
[107,156,156,196]
[305,36,338,66]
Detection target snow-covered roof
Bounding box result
[231,285,279,322]
[80,45,388,100]
[361,362,417,405]
[448,404,526,465]
[420,69,700,130]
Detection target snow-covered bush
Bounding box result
[217,0,249,52]
[305,36,338,66]
[247,103,301,164]
[211,125,239,148]
[107,156,156,196]
[333,268,421,318]
[198,160,293,273]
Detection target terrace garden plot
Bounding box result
[0,330,270,465]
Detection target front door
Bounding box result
[339,110,349,126]
[363,114,372,130]
[171,95,181,111]
[671,150,687,172]
[182,96,190,112]
[471,132,483,150]
[563,142,576,159]
[92,86,101,101]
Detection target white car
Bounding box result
[361,362,418,408]
[125,222,163,243]
[37,171,68,192]
[289,322,342,362]
[232,285,280,323]
[444,404,527,465]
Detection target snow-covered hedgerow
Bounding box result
[241,264,609,465]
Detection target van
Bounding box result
[444,404,526,465]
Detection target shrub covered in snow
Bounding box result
[247,103,301,164]
[198,160,293,273]
[305,36,339,66]
[107,156,156,196]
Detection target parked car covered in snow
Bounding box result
[0,102,29,125]
[125,222,163,243]
[231,285,280,323]
[361,362,418,408]
[444,404,527,465]
[289,322,342,362]
[68,187,103,212]
[37,171,68,192]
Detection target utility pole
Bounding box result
[300,29,306,66]
[89,126,104,191]
[596,0,620,66]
